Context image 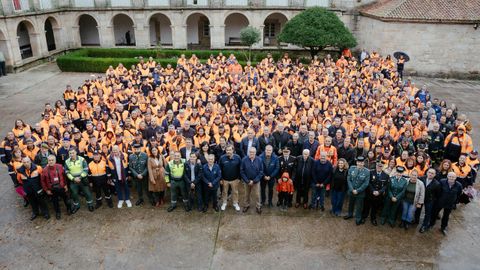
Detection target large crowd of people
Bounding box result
[1,51,478,236]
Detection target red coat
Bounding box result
[277,172,294,193]
[40,164,67,191]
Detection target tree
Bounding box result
[278,7,357,58]
[240,26,261,63]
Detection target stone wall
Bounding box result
[354,16,480,78]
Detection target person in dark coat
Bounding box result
[419,168,442,233]
[272,123,292,156]
[180,137,197,160]
[184,152,204,212]
[293,149,314,208]
[239,129,259,158]
[310,151,333,210]
[259,145,279,207]
[430,172,463,236]
[330,158,349,216]
[362,162,389,226]
[202,154,221,212]
[240,147,264,214]
[258,126,276,155]
[17,157,50,220]
[337,137,356,166]
[287,133,303,158]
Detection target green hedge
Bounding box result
[56,48,332,73]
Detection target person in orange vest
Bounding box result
[451,154,472,188]
[444,124,473,162]
[17,157,50,220]
[89,151,113,209]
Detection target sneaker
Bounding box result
[221,203,227,211]
[117,200,124,208]
[233,204,241,212]
[125,200,132,208]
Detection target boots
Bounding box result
[106,198,113,208]
[95,200,102,209]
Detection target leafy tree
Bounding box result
[240,26,261,63]
[278,7,357,58]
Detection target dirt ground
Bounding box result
[0,63,479,270]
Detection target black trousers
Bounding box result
[27,192,49,216]
[260,179,275,205]
[362,193,384,220]
[278,192,289,207]
[295,185,309,204]
[50,188,70,213]
[91,175,111,202]
[0,61,6,76]
[431,206,452,230]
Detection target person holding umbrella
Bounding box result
[394,52,409,80]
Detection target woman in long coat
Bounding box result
[148,147,167,207]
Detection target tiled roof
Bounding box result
[360,0,480,23]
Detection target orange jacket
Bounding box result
[276,172,294,193]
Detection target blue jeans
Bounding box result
[401,201,416,223]
[331,190,345,215]
[310,185,325,208]
[115,180,130,201]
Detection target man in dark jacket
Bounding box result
[259,145,280,207]
[180,137,197,159]
[219,145,242,211]
[202,154,221,212]
[239,129,259,158]
[184,152,203,212]
[362,162,389,225]
[287,133,303,158]
[278,147,296,207]
[272,123,291,155]
[419,168,442,233]
[310,151,333,211]
[129,143,150,206]
[258,126,276,155]
[293,149,314,208]
[240,147,264,214]
[430,172,462,236]
[337,137,356,166]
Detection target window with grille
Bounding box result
[264,23,275,38]
[203,22,210,37]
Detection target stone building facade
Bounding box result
[0,0,478,77]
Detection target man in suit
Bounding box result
[240,129,259,158]
[180,137,197,160]
[430,172,462,236]
[272,123,292,156]
[258,126,276,155]
[419,168,441,233]
[184,152,203,212]
[362,162,389,225]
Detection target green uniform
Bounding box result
[165,159,188,207]
[380,175,408,225]
[129,152,150,202]
[65,156,93,208]
[347,166,370,222]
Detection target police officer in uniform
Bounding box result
[380,166,408,227]
[344,156,370,225]
[89,151,113,209]
[129,143,150,206]
[165,151,190,212]
[278,147,296,207]
[362,161,389,225]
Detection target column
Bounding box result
[98,25,114,47]
[171,24,187,49]
[209,25,224,49]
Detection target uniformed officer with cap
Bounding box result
[362,161,390,226]
[129,142,150,206]
[344,156,370,225]
[380,166,408,227]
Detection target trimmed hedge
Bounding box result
[56,48,334,73]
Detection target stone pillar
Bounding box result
[12,36,23,66]
[171,24,187,49]
[133,12,149,48]
[254,25,264,49]
[71,26,81,48]
[99,25,115,47]
[209,25,225,49]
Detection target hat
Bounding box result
[133,143,142,148]
[41,143,49,149]
[396,166,405,173]
[93,150,101,155]
[471,149,478,155]
[73,128,80,134]
[282,147,290,152]
[356,156,365,162]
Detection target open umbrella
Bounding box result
[394,51,410,62]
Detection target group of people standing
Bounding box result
[0,50,477,237]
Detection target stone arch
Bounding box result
[224,12,249,46]
[263,12,288,46]
[186,12,211,49]
[16,20,40,59]
[77,14,100,46]
[112,13,136,46]
[44,16,60,51]
[147,12,172,47]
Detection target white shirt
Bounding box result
[114,156,122,180]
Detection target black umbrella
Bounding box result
[394,51,410,62]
